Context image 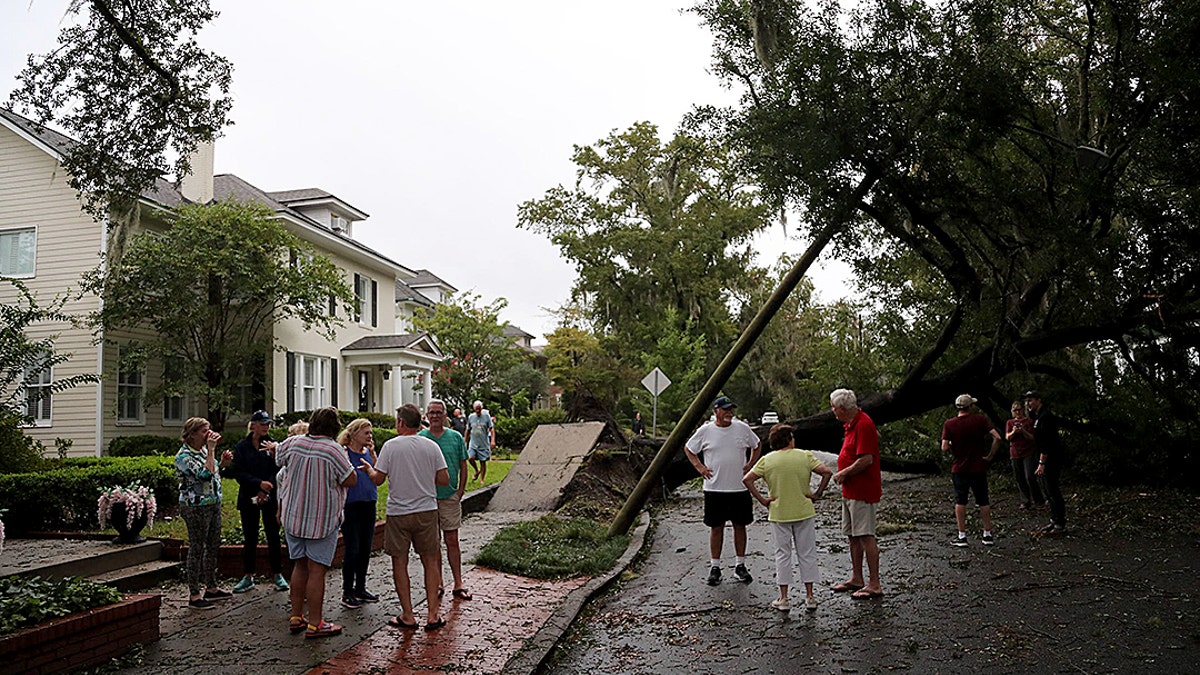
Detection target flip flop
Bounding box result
[424,618,446,632]
[831,582,865,593]
[436,586,445,598]
[387,615,419,630]
[288,616,307,634]
[305,621,343,638]
[452,588,473,600]
[851,588,885,599]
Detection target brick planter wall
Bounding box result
[0,593,160,674]
[162,520,385,577]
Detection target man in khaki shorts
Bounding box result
[829,389,884,599]
[419,399,473,600]
[360,403,449,631]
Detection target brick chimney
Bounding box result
[179,141,214,203]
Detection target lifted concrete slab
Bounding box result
[487,421,606,512]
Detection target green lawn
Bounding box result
[130,460,513,543]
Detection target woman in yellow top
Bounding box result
[743,423,833,613]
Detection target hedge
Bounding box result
[495,408,569,450]
[107,434,182,457]
[0,456,175,534]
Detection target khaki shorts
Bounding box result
[384,511,439,558]
[841,498,878,538]
[438,493,462,532]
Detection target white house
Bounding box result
[0,107,448,455]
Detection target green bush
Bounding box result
[494,408,568,450]
[107,434,181,457]
[0,575,123,636]
[0,417,46,474]
[372,427,398,448]
[277,409,397,430]
[0,456,175,534]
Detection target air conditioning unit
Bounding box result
[331,216,348,233]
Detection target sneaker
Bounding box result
[982,533,995,546]
[706,566,722,586]
[204,589,232,600]
[770,597,790,611]
[952,536,968,548]
[232,576,255,593]
[1039,522,1057,534]
[188,598,215,610]
[273,574,290,591]
[804,596,819,612]
[733,564,753,583]
[341,596,363,609]
[356,589,380,603]
[1049,524,1067,535]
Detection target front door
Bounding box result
[357,370,372,412]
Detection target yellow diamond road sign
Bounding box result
[641,367,671,396]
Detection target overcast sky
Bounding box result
[2,1,848,344]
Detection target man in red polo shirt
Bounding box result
[830,389,883,599]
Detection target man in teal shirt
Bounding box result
[419,399,473,600]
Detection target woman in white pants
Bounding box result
[743,424,833,612]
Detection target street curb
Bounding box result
[501,510,652,674]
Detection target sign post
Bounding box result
[640,367,671,437]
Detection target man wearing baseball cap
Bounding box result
[228,410,289,593]
[684,396,762,586]
[941,395,1001,547]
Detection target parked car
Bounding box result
[760,411,779,425]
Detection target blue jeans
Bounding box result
[341,500,377,596]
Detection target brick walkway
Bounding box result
[309,567,588,675]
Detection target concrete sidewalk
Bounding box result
[116,508,647,675]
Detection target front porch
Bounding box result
[340,333,443,415]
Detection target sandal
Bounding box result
[288,616,307,634]
[387,615,419,630]
[831,581,865,593]
[305,621,343,638]
[452,588,473,600]
[424,618,446,632]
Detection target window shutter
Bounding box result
[330,358,339,408]
[371,280,378,327]
[286,352,295,412]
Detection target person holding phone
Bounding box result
[228,410,289,594]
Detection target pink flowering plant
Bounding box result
[97,482,157,531]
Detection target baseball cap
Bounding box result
[250,410,273,424]
[713,396,737,410]
[1023,390,1042,400]
[954,394,977,409]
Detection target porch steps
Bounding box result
[87,559,181,592]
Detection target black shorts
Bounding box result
[952,471,990,506]
[703,490,754,528]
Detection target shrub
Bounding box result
[494,408,568,450]
[107,434,181,457]
[372,427,398,448]
[0,456,175,533]
[0,417,46,474]
[0,576,122,636]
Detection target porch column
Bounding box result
[422,366,432,409]
[392,366,402,409]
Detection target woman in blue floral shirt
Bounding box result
[175,417,232,609]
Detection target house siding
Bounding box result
[0,123,105,456]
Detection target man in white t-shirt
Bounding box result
[361,403,449,631]
[684,396,762,586]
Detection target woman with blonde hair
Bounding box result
[337,418,379,608]
[175,417,232,609]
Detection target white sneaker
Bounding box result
[770,597,790,611]
[804,596,818,612]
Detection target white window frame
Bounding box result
[296,354,330,410]
[354,274,371,325]
[0,225,37,278]
[23,361,53,426]
[117,360,146,425]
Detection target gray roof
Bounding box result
[267,188,336,202]
[395,279,433,306]
[342,333,434,351]
[503,325,535,339]
[407,269,456,291]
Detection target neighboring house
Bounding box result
[0,107,445,456]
